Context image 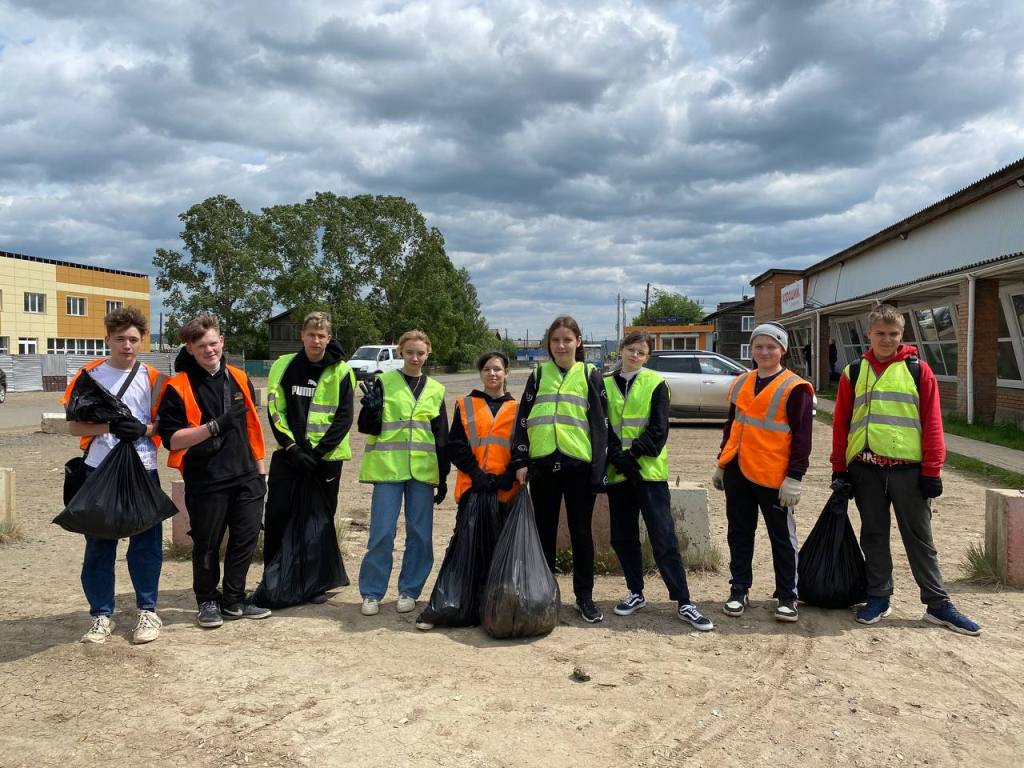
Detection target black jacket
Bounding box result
[157,347,259,492]
[604,371,670,462]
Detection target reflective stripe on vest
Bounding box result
[717,368,813,490]
[454,395,522,503]
[165,365,265,473]
[844,358,923,464]
[62,359,166,452]
[266,353,356,461]
[526,361,594,462]
[603,368,668,484]
[359,370,445,485]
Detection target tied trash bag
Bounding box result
[481,488,560,639]
[253,454,349,609]
[419,490,504,627]
[64,369,133,423]
[53,442,177,539]
[797,489,867,609]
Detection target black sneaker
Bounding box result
[222,600,272,620]
[196,601,223,629]
[775,599,799,623]
[722,591,749,617]
[576,598,604,624]
[309,593,330,605]
[613,592,647,616]
[678,603,715,631]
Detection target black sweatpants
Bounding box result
[529,465,595,601]
[723,461,798,601]
[186,474,265,606]
[263,450,343,566]
[609,480,690,604]
[849,461,949,607]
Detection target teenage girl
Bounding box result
[511,315,607,623]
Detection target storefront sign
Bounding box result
[781,280,804,314]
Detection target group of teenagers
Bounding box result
[66,301,981,645]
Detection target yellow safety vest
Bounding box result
[267,353,355,461]
[844,358,923,465]
[526,361,594,463]
[603,368,669,484]
[359,370,445,485]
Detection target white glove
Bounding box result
[711,466,725,491]
[778,477,802,508]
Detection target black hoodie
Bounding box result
[157,347,259,492]
[268,339,354,461]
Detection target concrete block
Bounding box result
[252,386,267,407]
[170,480,192,550]
[0,467,15,525]
[41,412,71,434]
[985,489,1024,588]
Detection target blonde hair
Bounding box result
[397,329,432,352]
[302,311,331,333]
[867,303,904,329]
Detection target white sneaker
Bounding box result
[132,610,162,644]
[396,595,416,613]
[361,598,380,616]
[81,615,115,644]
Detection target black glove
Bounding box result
[434,483,447,505]
[621,455,644,486]
[831,471,854,499]
[211,402,247,434]
[919,475,943,499]
[110,417,147,442]
[484,473,501,492]
[359,381,384,413]
[287,442,318,474]
[609,451,632,474]
[495,468,517,491]
[469,468,490,492]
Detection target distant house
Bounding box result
[702,297,755,364]
[624,324,714,352]
[266,309,302,359]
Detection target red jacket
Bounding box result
[829,344,945,477]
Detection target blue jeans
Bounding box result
[81,468,164,617]
[358,480,435,600]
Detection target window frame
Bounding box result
[24,292,46,313]
[739,343,751,361]
[66,296,87,317]
[741,315,755,332]
[997,282,1024,389]
[105,300,123,314]
[18,337,38,355]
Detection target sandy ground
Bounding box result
[0,373,1021,768]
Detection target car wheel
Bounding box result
[0,384,6,404]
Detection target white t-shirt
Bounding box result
[83,363,158,471]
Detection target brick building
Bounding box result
[750,157,1024,426]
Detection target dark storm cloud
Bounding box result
[1,0,1022,338]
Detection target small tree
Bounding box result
[631,290,704,325]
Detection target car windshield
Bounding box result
[350,347,380,361]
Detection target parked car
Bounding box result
[644,350,748,419]
[0,368,5,404]
[348,345,401,381]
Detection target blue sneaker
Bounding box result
[924,602,981,636]
[855,596,892,625]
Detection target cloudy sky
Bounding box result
[2,0,1023,340]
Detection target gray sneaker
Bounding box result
[222,600,272,620]
[196,601,223,629]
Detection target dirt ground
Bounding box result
[0,372,1021,768]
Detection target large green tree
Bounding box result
[631,289,705,325]
[154,195,274,355]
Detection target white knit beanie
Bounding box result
[750,322,789,352]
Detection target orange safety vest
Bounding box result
[717,369,813,490]
[62,358,167,451]
[453,395,521,503]
[163,364,265,473]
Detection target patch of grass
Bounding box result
[959,541,1001,585]
[946,452,1024,490]
[815,410,834,425]
[816,385,838,400]
[554,542,723,576]
[943,413,1024,452]
[0,519,23,545]
[685,543,723,574]
[162,531,267,562]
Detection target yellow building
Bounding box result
[0,250,151,355]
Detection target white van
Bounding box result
[349,345,401,380]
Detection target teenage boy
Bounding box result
[64,307,166,644]
[831,303,980,636]
[265,311,355,597]
[157,314,271,628]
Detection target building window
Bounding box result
[740,343,751,360]
[741,315,755,332]
[833,319,867,369]
[24,292,46,313]
[106,300,123,314]
[18,338,38,355]
[997,287,1024,385]
[661,335,697,351]
[66,296,86,316]
[0,337,8,355]
[47,338,110,355]
[913,305,958,377]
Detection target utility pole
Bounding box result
[644,282,650,322]
[159,312,164,352]
[616,292,621,346]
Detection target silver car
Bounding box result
[644,351,748,419]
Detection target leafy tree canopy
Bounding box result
[631,290,705,326]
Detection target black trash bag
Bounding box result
[64,369,133,423]
[53,441,177,539]
[253,457,349,609]
[419,490,504,627]
[797,490,867,609]
[481,488,560,639]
